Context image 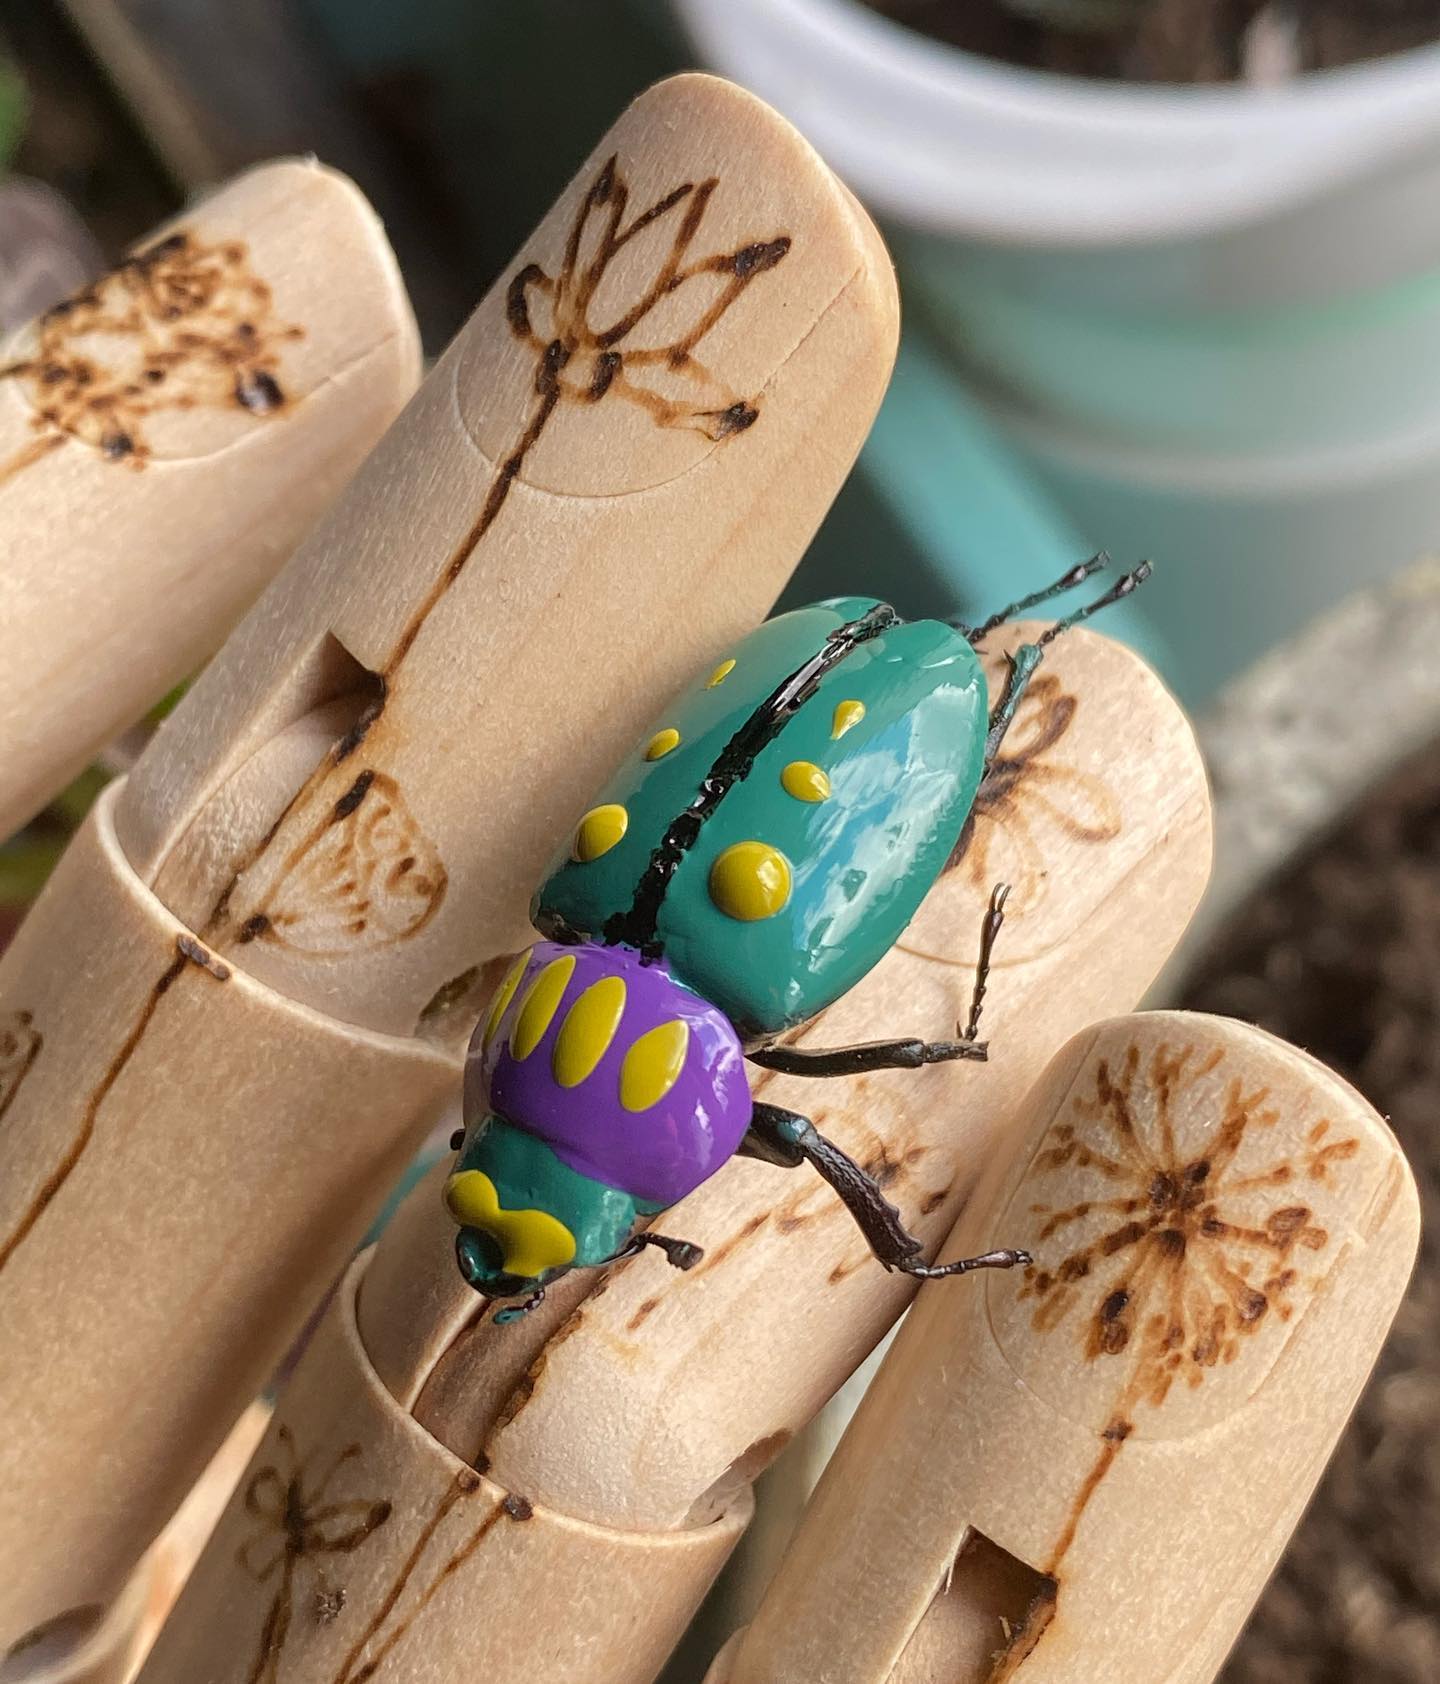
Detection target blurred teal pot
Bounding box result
[675,0,1440,697]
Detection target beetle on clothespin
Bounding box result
[444,557,1149,1320]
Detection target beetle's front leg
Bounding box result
[603,1231,705,1271]
[981,561,1152,771]
[743,1101,1031,1279]
[493,1285,547,1325]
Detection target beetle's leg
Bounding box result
[602,1232,705,1270]
[954,552,1109,644]
[982,563,1152,769]
[748,1037,986,1078]
[960,880,1008,1042]
[747,883,1008,1079]
[746,1101,1031,1278]
[493,1285,547,1325]
[635,1231,705,1270]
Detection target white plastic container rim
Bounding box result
[675,0,1440,244]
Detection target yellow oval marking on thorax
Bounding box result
[706,658,736,689]
[709,841,792,922]
[781,760,831,802]
[481,950,531,1048]
[443,1170,577,1278]
[553,976,627,1088]
[645,728,680,761]
[573,803,628,862]
[831,699,865,739]
[619,1019,690,1112]
[511,955,575,1060]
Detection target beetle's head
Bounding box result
[443,1111,575,1300]
[452,1223,535,1299]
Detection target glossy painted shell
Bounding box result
[533,598,987,1036]
[464,941,751,1206]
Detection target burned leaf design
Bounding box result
[0,1010,41,1125]
[237,1426,391,1684]
[948,675,1120,916]
[1019,1042,1348,1413]
[235,772,446,956]
[0,230,302,483]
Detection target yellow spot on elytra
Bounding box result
[620,1019,691,1112]
[831,699,865,739]
[645,728,681,761]
[781,760,831,803]
[573,803,627,862]
[481,951,531,1048]
[706,658,736,689]
[443,1170,576,1277]
[511,955,575,1060]
[553,975,627,1088]
[709,841,792,922]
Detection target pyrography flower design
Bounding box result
[236,1426,392,1684]
[504,152,791,448]
[231,771,447,957]
[1019,1041,1358,1413]
[0,229,302,481]
[0,1009,41,1126]
[947,674,1121,914]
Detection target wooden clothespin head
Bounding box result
[711,1012,1419,1684]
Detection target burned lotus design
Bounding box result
[1020,1041,1356,1411]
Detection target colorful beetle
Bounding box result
[445,557,1148,1320]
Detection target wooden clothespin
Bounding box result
[0,160,420,838]
[133,623,1212,1684]
[709,1013,1419,1684]
[0,74,897,1646]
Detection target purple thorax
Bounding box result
[466,941,753,1206]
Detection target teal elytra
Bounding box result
[534,597,988,1038]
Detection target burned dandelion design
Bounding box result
[1008,1041,1358,1577]
[1021,1042,1351,1407]
[947,674,1121,914]
[0,1010,41,1126]
[237,1427,392,1684]
[0,229,303,486]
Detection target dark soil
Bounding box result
[866,0,1440,82]
[1184,737,1440,1681]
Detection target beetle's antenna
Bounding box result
[1035,559,1151,648]
[961,882,1009,1044]
[955,552,1109,647]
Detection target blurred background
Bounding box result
[4,2,1440,1678]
